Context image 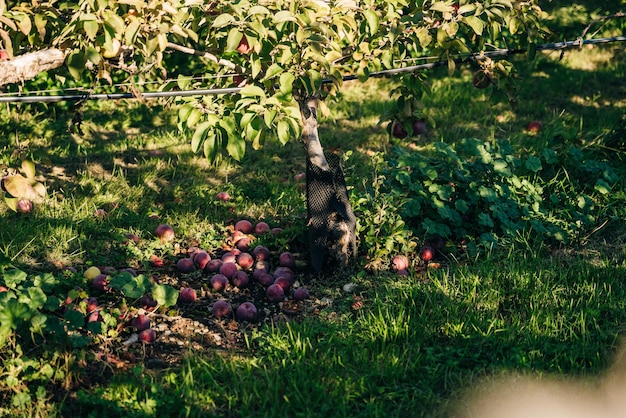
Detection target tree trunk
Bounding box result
[299,96,357,272]
[0,48,67,87]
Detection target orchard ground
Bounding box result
[3,18,626,418]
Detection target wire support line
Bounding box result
[1,35,625,104]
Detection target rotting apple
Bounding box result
[472,70,491,89]
[526,120,542,133]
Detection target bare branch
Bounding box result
[0,48,68,87]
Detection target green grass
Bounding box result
[3,4,626,416]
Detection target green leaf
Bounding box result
[524,155,542,172]
[125,18,141,44]
[594,179,611,194]
[262,63,283,82]
[152,284,178,307]
[226,28,243,52]
[240,85,266,98]
[21,159,36,179]
[3,269,27,288]
[276,119,290,145]
[191,121,212,153]
[279,72,294,96]
[211,13,235,28]
[363,10,379,35]
[430,1,454,13]
[464,16,484,36]
[203,131,218,161]
[67,50,86,80]
[273,10,296,23]
[83,20,99,40]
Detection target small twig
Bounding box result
[581,12,626,39]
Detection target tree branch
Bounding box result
[0,48,68,87]
[166,42,237,71]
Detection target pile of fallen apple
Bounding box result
[80,219,311,347]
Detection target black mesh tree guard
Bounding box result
[306,152,357,273]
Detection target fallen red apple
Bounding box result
[210,274,229,292]
[412,119,427,135]
[131,314,151,331]
[526,120,542,133]
[216,191,231,201]
[235,219,253,234]
[266,284,285,303]
[392,255,409,272]
[278,252,296,269]
[273,266,294,282]
[221,252,237,264]
[253,245,271,261]
[139,295,157,310]
[179,287,197,303]
[254,221,270,234]
[122,233,140,245]
[212,300,232,318]
[86,297,99,313]
[420,246,434,262]
[176,257,196,273]
[235,235,251,252]
[193,250,211,270]
[237,252,254,270]
[16,199,33,214]
[397,269,410,276]
[271,227,283,235]
[231,270,250,288]
[138,328,157,343]
[257,272,275,287]
[92,274,109,292]
[294,172,306,182]
[149,254,165,267]
[119,267,137,276]
[472,70,491,89]
[87,311,102,323]
[392,121,408,139]
[205,258,223,273]
[235,301,258,322]
[155,224,175,242]
[219,262,238,279]
[273,277,291,292]
[293,287,310,301]
[94,209,107,218]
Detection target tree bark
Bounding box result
[0,48,67,87]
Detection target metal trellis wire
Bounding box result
[0,35,624,104]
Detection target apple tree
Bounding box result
[0,0,549,269]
